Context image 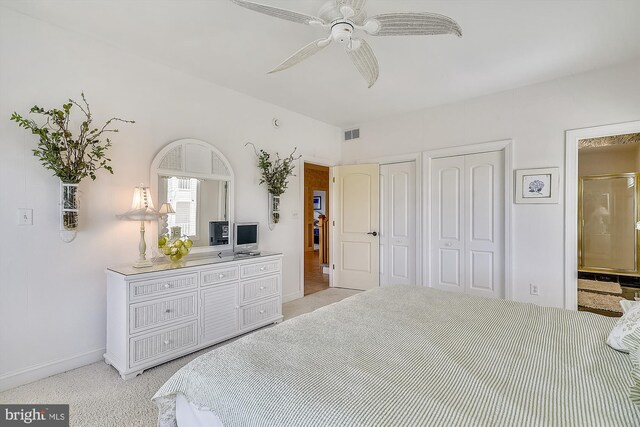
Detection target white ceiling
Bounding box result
[3,0,640,128]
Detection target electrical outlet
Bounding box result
[18,208,33,225]
[530,284,539,296]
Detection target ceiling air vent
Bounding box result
[344,128,360,141]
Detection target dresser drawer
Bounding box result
[239,275,280,305]
[129,273,198,301]
[201,266,239,287]
[240,259,281,279]
[129,292,197,334]
[129,321,197,368]
[240,297,281,329]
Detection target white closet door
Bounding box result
[431,156,465,292]
[380,162,416,287]
[465,151,504,298]
[431,151,504,298]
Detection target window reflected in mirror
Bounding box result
[159,176,229,248]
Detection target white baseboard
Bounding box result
[283,290,304,303]
[0,348,105,393]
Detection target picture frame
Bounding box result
[313,195,322,210]
[515,167,560,204]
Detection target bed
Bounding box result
[153,285,640,426]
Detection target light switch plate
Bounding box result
[18,208,33,225]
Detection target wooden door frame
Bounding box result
[564,120,640,310]
[423,139,513,300]
[357,152,423,286]
[291,155,335,303]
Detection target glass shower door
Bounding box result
[579,173,638,273]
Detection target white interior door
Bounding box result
[380,162,416,287]
[333,164,380,291]
[431,151,505,298]
[431,156,465,292]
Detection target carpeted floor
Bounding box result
[0,288,360,427]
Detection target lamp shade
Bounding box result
[118,185,159,221]
[158,202,176,215]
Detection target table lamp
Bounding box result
[118,184,159,268]
[158,202,175,237]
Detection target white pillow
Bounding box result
[607,301,640,352]
[620,299,640,313]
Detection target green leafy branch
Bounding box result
[10,93,134,183]
[246,142,301,196]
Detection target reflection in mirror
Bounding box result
[158,176,229,248]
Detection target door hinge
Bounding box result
[332,264,335,270]
[332,177,335,183]
[332,221,335,226]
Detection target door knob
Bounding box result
[367,231,378,237]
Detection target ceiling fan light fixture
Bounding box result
[231,0,462,88]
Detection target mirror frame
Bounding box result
[150,138,235,256]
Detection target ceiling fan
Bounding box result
[231,0,462,88]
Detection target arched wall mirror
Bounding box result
[151,138,235,255]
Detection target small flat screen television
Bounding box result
[234,222,259,253]
[209,221,229,246]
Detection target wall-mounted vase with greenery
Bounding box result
[11,93,134,237]
[246,143,301,224]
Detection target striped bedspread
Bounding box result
[153,286,640,426]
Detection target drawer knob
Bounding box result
[260,267,266,271]
[259,310,265,314]
[165,309,171,314]
[218,273,225,278]
[259,286,265,290]
[163,340,170,345]
[163,284,170,289]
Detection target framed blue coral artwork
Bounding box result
[515,167,559,204]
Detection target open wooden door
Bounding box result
[332,164,380,291]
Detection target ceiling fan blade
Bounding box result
[346,38,379,88]
[336,0,368,24]
[231,0,325,25]
[365,12,462,37]
[268,39,330,74]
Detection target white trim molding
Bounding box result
[564,120,640,310]
[423,139,513,300]
[0,348,105,392]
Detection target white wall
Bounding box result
[343,59,640,309]
[0,8,341,390]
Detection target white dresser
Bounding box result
[104,253,283,379]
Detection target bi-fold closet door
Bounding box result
[430,151,505,298]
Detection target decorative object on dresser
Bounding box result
[157,202,175,238]
[158,226,193,264]
[10,93,134,242]
[245,142,301,225]
[117,185,159,268]
[104,253,283,380]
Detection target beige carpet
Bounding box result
[0,288,360,427]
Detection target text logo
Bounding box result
[0,405,69,427]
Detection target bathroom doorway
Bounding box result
[577,133,640,316]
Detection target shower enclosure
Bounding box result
[579,173,639,273]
